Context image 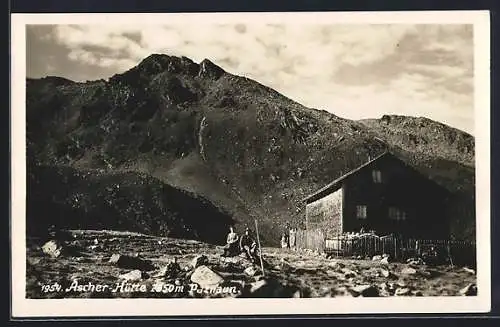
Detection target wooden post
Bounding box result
[447,240,454,268]
[394,237,397,260]
[254,219,265,277]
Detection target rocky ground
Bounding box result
[27,230,477,299]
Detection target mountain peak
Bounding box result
[134,53,199,76]
[198,58,225,79]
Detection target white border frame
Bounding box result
[11,11,491,317]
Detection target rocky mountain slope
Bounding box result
[26,54,476,244]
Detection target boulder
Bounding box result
[191,254,208,268]
[190,265,223,288]
[326,270,340,278]
[419,270,432,278]
[459,283,477,296]
[463,267,476,274]
[332,286,355,297]
[244,266,258,277]
[42,240,62,258]
[108,254,156,271]
[248,279,268,294]
[380,257,390,264]
[220,256,243,264]
[154,260,181,279]
[395,287,412,296]
[379,282,395,296]
[401,267,417,275]
[381,268,391,278]
[328,261,345,269]
[350,284,379,297]
[341,268,358,278]
[279,259,294,272]
[407,257,426,266]
[372,255,382,261]
[119,269,143,281]
[245,278,287,297]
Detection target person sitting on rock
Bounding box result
[239,228,258,262]
[222,226,239,257]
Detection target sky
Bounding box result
[26,23,474,134]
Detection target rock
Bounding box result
[328,261,345,269]
[245,278,287,297]
[459,283,477,296]
[401,267,417,275]
[395,287,411,296]
[108,254,156,271]
[279,259,294,272]
[463,267,475,274]
[350,284,379,297]
[381,268,391,278]
[382,253,390,258]
[190,265,223,288]
[248,279,268,294]
[244,266,258,277]
[154,260,181,278]
[42,240,62,258]
[379,282,395,296]
[341,268,358,278]
[372,255,382,261]
[326,270,339,278]
[332,286,355,297]
[407,257,426,266]
[191,254,208,269]
[380,257,390,264]
[419,270,432,278]
[119,269,143,281]
[414,291,424,296]
[292,290,301,298]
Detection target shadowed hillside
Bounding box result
[26,54,476,244]
[27,164,234,245]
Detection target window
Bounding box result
[356,205,367,219]
[389,207,407,221]
[372,170,382,183]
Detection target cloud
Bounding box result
[26,23,474,134]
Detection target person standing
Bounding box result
[222,226,239,257]
[281,233,288,248]
[289,228,296,250]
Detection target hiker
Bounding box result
[239,228,258,262]
[280,232,288,248]
[289,228,296,250]
[222,226,239,257]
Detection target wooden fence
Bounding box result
[294,229,476,266]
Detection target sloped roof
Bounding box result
[302,151,391,203]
